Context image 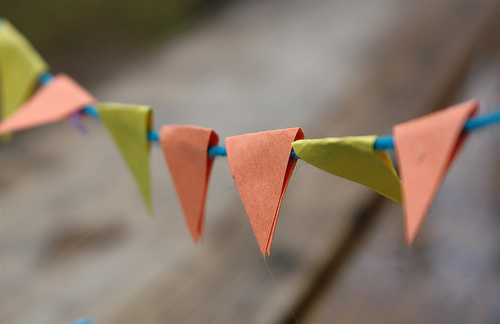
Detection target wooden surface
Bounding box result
[1,2,498,323]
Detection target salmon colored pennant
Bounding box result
[292,135,402,203]
[0,73,96,134]
[0,19,49,120]
[394,100,479,245]
[160,125,219,242]
[226,127,305,257]
[97,102,153,214]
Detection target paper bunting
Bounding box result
[160,125,219,242]
[394,100,479,245]
[292,136,402,203]
[0,19,49,120]
[0,74,96,134]
[97,102,154,214]
[226,127,305,257]
[1,18,499,254]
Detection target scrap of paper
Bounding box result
[226,127,304,257]
[97,102,153,214]
[0,19,49,119]
[160,125,219,242]
[0,73,96,134]
[394,99,478,245]
[292,135,402,203]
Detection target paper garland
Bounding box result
[226,127,305,257]
[0,18,499,254]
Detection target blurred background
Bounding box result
[1,1,498,323]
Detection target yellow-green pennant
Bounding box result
[97,102,153,213]
[0,19,49,119]
[292,136,402,203]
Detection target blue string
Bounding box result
[82,106,100,119]
[148,130,159,142]
[373,136,394,151]
[463,109,500,132]
[208,145,227,157]
[39,72,54,85]
[38,73,498,156]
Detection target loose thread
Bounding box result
[263,258,300,324]
[463,109,500,132]
[38,73,499,156]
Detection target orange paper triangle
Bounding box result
[394,100,478,245]
[160,125,219,242]
[226,127,304,257]
[0,74,96,134]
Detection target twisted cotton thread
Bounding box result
[39,73,499,157]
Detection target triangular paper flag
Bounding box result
[394,100,478,245]
[226,127,305,257]
[0,19,49,119]
[0,73,96,134]
[160,125,219,242]
[97,102,153,214]
[291,136,402,203]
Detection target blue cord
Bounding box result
[463,109,500,132]
[39,72,54,85]
[373,136,394,151]
[38,73,499,156]
[82,106,100,119]
[147,130,159,142]
[208,145,227,157]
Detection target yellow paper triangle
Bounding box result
[97,102,153,214]
[292,136,402,203]
[0,19,49,119]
